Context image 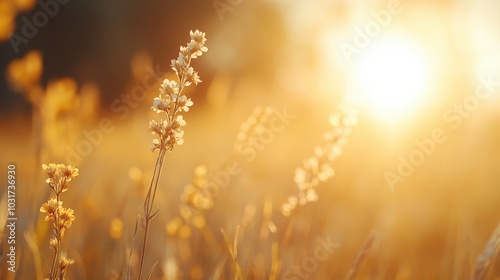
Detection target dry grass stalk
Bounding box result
[269,241,281,280]
[472,222,500,280]
[23,230,44,280]
[346,231,377,280]
[220,226,244,280]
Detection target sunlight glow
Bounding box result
[352,39,430,124]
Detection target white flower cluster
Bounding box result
[234,106,277,155]
[149,30,207,153]
[281,106,357,216]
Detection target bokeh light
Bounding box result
[352,37,431,124]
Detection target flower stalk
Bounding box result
[41,163,78,280]
[137,30,207,280]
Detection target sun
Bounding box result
[350,38,431,124]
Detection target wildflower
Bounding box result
[59,252,75,279]
[152,96,170,113]
[177,95,193,112]
[233,106,277,156]
[40,163,78,279]
[159,79,179,96]
[148,30,207,154]
[59,164,79,181]
[42,163,79,194]
[40,198,62,221]
[58,207,76,231]
[175,115,186,126]
[150,138,161,152]
[60,253,75,269]
[282,105,357,216]
[138,31,207,279]
[42,163,58,178]
[185,67,202,86]
[188,30,208,58]
[49,237,58,251]
[173,129,185,146]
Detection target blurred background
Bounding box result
[1,0,500,279]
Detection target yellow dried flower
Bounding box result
[40,198,62,221]
[42,163,58,179]
[60,253,75,268]
[49,237,58,251]
[58,207,75,230]
[40,162,78,279]
[59,164,79,180]
[42,163,79,194]
[59,252,75,279]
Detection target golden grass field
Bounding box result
[1,0,500,279]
